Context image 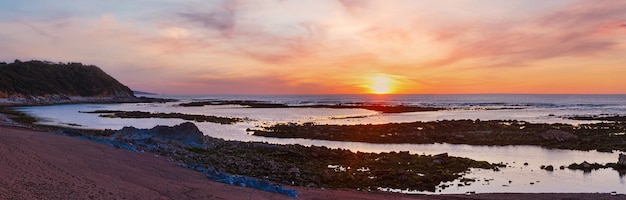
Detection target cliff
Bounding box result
[0,60,134,99]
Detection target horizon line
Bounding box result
[139,93,626,96]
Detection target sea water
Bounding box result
[16,94,626,194]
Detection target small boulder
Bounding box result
[618,153,626,166]
[581,161,591,169]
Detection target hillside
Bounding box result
[0,60,134,99]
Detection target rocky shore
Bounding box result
[82,110,247,124]
[55,122,501,194]
[251,120,626,152]
[2,115,625,199]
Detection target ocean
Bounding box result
[16,94,626,194]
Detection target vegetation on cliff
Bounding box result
[0,60,133,98]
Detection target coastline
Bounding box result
[0,95,173,107]
[1,122,622,199]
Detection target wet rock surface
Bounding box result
[55,123,500,193]
[567,115,626,122]
[251,120,626,152]
[564,154,626,175]
[83,110,246,124]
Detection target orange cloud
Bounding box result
[2,0,626,94]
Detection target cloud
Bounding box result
[427,0,626,68]
[3,0,626,94]
[336,0,370,15]
[178,74,360,94]
[170,1,336,65]
[178,8,235,37]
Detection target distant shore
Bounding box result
[0,95,173,107]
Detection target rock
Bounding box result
[111,122,206,148]
[541,130,578,141]
[288,167,300,175]
[619,153,626,166]
[435,153,449,157]
[581,161,591,169]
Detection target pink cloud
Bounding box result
[336,0,370,15]
[171,75,355,94]
[177,0,237,37]
[427,0,626,68]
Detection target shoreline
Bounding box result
[2,100,626,198]
[0,123,622,199]
[0,95,173,107]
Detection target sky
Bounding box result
[1,0,626,94]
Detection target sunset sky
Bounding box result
[1,0,625,94]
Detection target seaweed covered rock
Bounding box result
[111,122,205,148]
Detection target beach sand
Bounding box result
[0,123,621,199]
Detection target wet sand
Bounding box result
[0,123,621,199]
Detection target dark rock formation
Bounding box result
[619,153,626,166]
[568,115,626,122]
[566,155,626,175]
[83,110,245,124]
[252,120,626,152]
[567,161,605,172]
[111,122,205,148]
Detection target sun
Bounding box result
[368,75,394,94]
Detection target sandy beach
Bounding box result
[0,121,622,199]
